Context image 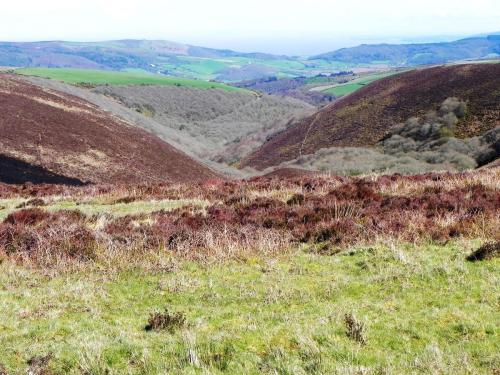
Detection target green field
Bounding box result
[16,68,246,91]
[155,54,361,82]
[1,241,498,374]
[323,71,404,97]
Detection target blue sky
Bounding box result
[1,0,499,55]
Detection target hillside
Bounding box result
[0,75,219,184]
[1,170,498,374]
[93,85,314,164]
[0,40,280,70]
[312,35,500,65]
[2,36,498,82]
[0,40,337,82]
[242,63,500,170]
[16,68,246,91]
[20,73,313,170]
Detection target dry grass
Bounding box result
[0,169,497,273]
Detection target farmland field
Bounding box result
[15,68,246,91]
[158,55,362,81]
[322,71,404,97]
[0,170,498,374]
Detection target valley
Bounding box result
[0,28,498,375]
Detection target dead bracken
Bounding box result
[344,313,366,345]
[145,309,187,332]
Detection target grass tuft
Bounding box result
[344,313,367,345]
[466,241,500,262]
[145,309,187,333]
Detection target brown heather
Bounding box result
[0,168,498,268]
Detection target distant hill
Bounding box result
[0,40,306,82]
[312,35,500,65]
[241,63,500,170]
[0,74,219,184]
[1,35,499,82]
[0,39,283,69]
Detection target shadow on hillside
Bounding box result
[0,154,87,186]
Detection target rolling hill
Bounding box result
[22,74,314,169]
[312,35,500,65]
[241,63,500,170]
[0,40,323,81]
[0,40,282,70]
[0,74,220,184]
[16,68,246,91]
[1,35,498,83]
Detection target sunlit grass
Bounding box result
[0,241,498,374]
[16,68,246,92]
[323,71,405,97]
[0,198,207,219]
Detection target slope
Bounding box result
[312,35,500,65]
[0,75,219,184]
[0,40,307,81]
[93,85,314,164]
[16,68,245,91]
[241,63,500,170]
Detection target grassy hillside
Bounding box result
[2,36,499,83]
[0,40,358,82]
[0,170,498,373]
[16,68,245,91]
[2,241,498,374]
[322,71,403,97]
[313,35,500,65]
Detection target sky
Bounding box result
[1,0,499,55]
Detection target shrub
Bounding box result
[287,193,305,205]
[16,198,46,209]
[344,313,366,345]
[4,208,50,226]
[145,309,187,332]
[466,241,500,262]
[49,226,97,261]
[0,224,38,255]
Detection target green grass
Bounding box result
[0,198,26,220]
[167,57,231,80]
[261,59,307,70]
[16,68,246,92]
[323,71,404,97]
[1,241,498,374]
[324,83,363,97]
[0,198,207,220]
